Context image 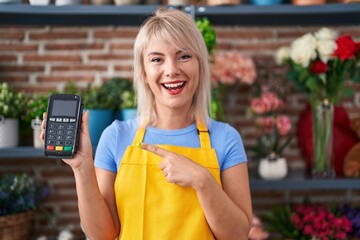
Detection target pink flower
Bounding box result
[262,92,284,111]
[211,51,257,86]
[290,204,352,239]
[276,115,291,136]
[249,90,292,158]
[250,97,271,114]
[256,116,276,134]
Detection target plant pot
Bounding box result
[252,0,282,5]
[55,0,81,5]
[91,0,111,4]
[207,0,240,5]
[29,0,50,5]
[114,108,137,121]
[0,211,35,240]
[167,0,190,4]
[292,0,325,5]
[0,116,19,148]
[88,109,113,148]
[114,0,140,5]
[31,118,43,149]
[258,156,288,180]
[0,0,22,4]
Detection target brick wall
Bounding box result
[1,24,360,239]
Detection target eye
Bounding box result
[178,54,192,61]
[151,57,162,63]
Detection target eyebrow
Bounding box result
[147,50,184,56]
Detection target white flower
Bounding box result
[275,46,290,65]
[58,229,74,240]
[315,27,338,41]
[290,33,317,67]
[317,39,337,63]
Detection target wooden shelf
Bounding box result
[250,177,360,190]
[1,147,360,191]
[0,3,359,26]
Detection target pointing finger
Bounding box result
[140,143,169,158]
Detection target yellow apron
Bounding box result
[114,121,222,240]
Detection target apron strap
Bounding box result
[132,121,211,149]
[196,120,211,149]
[132,124,146,145]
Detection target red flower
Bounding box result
[334,35,357,61]
[310,60,328,74]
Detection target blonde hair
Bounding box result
[133,8,211,126]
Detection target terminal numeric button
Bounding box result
[57,130,65,134]
[66,136,73,141]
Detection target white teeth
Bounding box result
[163,82,185,89]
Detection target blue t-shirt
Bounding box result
[94,118,247,173]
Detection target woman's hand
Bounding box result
[140,143,210,189]
[40,111,93,170]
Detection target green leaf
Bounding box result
[305,76,318,92]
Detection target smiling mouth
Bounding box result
[161,81,186,91]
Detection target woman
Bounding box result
[41,8,252,240]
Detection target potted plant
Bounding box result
[24,93,51,149]
[248,90,293,180]
[102,78,136,121]
[0,83,25,148]
[0,173,49,240]
[263,203,352,239]
[119,88,137,121]
[82,82,117,148]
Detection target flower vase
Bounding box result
[311,99,335,178]
[258,153,288,180]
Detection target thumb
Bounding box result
[80,110,90,135]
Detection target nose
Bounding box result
[165,59,180,78]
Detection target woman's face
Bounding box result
[143,38,199,114]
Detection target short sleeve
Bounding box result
[220,124,247,171]
[94,122,118,173]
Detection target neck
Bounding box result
[151,106,195,130]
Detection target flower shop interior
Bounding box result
[1,0,360,239]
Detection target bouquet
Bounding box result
[249,90,292,159]
[0,173,49,216]
[263,203,352,240]
[211,51,257,87]
[275,27,360,105]
[211,50,257,120]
